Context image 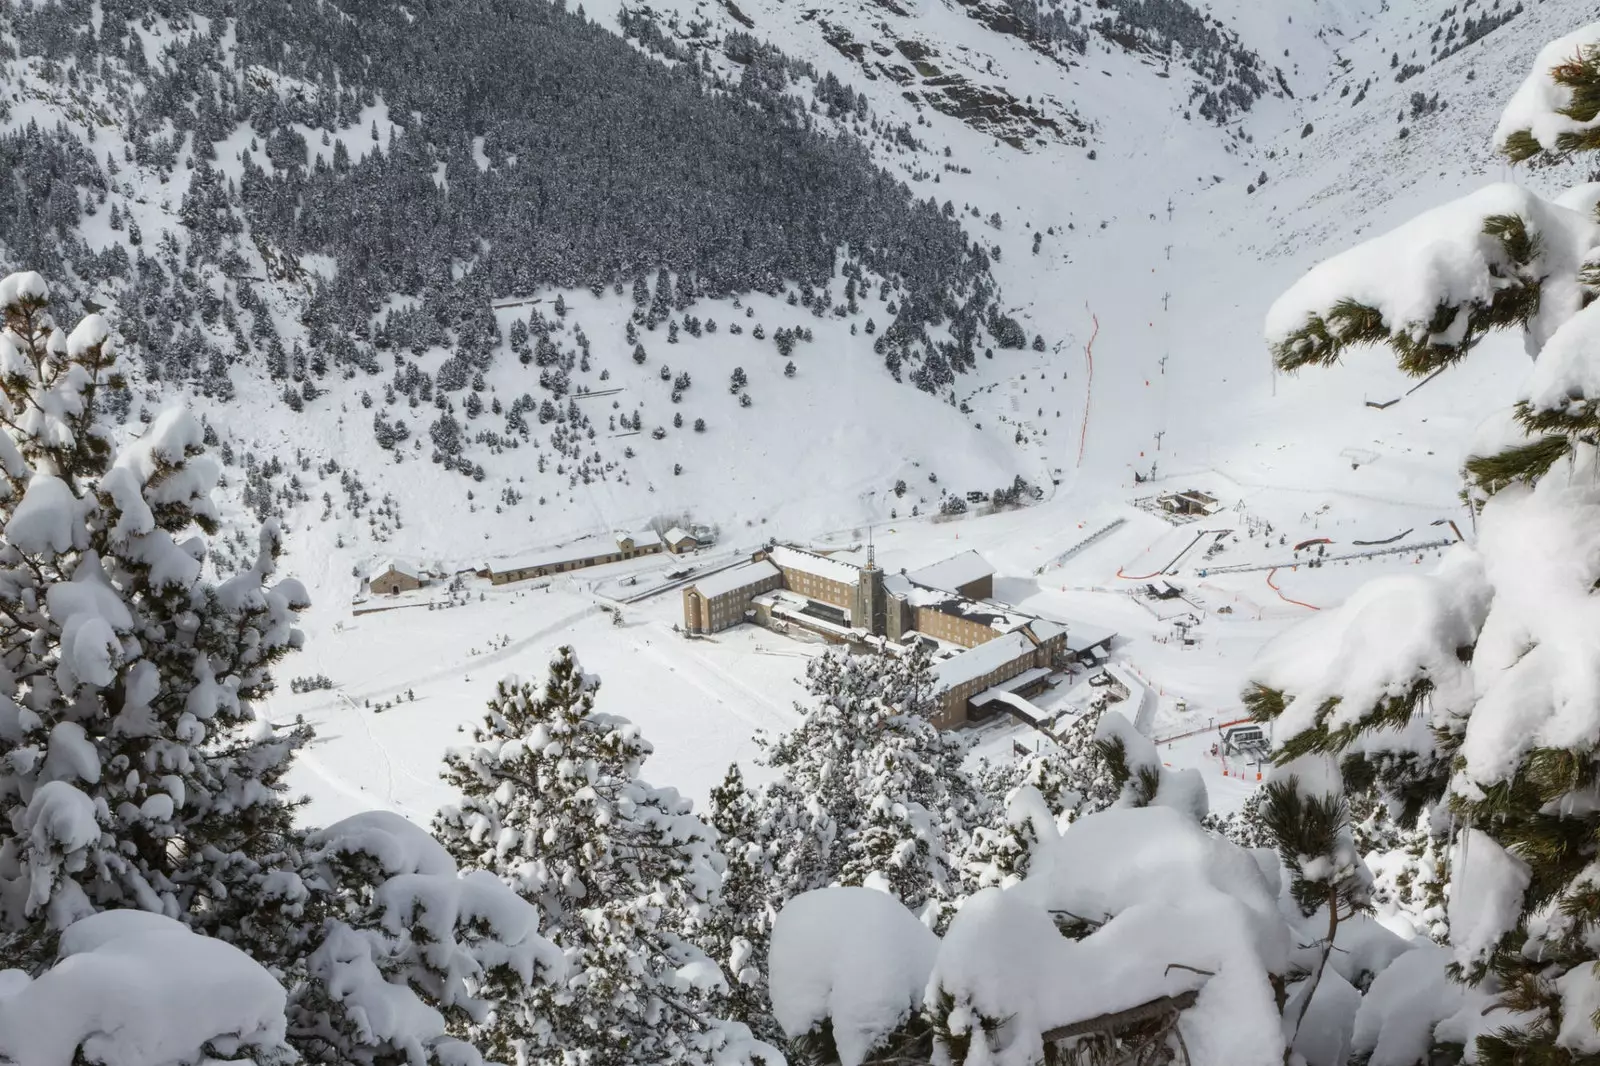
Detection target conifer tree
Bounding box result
[1250,25,1600,1060]
[434,646,777,1065]
[751,645,984,920]
[701,763,782,1045]
[0,272,312,970]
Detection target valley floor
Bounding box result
[268,473,1460,825]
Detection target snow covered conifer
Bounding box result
[435,646,778,1065]
[0,272,312,970]
[291,810,565,1066]
[701,763,782,1044]
[1252,25,1600,1060]
[754,645,984,920]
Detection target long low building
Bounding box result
[487,530,664,584]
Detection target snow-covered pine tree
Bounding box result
[290,810,565,1066]
[752,644,984,921]
[701,763,782,1045]
[0,272,312,970]
[434,646,777,1065]
[963,708,1120,888]
[1251,24,1600,1060]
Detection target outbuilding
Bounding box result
[369,559,425,596]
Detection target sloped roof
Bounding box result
[906,549,996,593]
[619,529,663,549]
[691,559,781,599]
[768,544,860,585]
[373,558,420,580]
[664,526,694,544]
[931,631,1036,691]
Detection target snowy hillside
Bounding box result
[0,0,1569,809]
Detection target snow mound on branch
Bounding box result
[0,910,289,1066]
[65,314,110,358]
[312,809,457,877]
[8,474,85,555]
[1524,297,1600,416]
[1251,548,1488,744]
[1448,828,1531,973]
[929,806,1288,1066]
[1095,709,1208,819]
[1350,943,1496,1066]
[768,886,938,1066]
[1265,184,1600,354]
[375,868,566,986]
[0,270,48,306]
[114,408,221,529]
[1494,24,1600,156]
[1461,471,1600,784]
[1554,181,1600,218]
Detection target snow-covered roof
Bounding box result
[1065,623,1117,654]
[691,559,780,599]
[373,558,420,580]
[619,529,662,549]
[768,544,861,586]
[904,586,1036,633]
[905,550,996,593]
[966,665,1056,704]
[492,535,617,574]
[664,526,694,544]
[932,631,1037,692]
[1027,617,1068,644]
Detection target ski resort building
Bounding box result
[1156,490,1220,516]
[369,560,427,596]
[487,530,665,584]
[664,527,699,554]
[680,545,1109,728]
[681,560,782,633]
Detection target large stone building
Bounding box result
[681,559,781,633]
[681,545,1106,728]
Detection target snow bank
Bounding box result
[0,910,290,1065]
[1265,183,1600,357]
[1494,24,1600,157]
[768,887,938,1066]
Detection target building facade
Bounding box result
[488,531,664,585]
[369,560,425,596]
[681,560,783,633]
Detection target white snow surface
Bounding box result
[0,910,290,1066]
[768,886,939,1066]
[1349,943,1484,1066]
